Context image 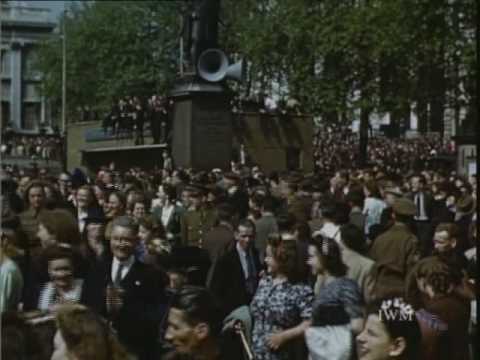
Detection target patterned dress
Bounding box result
[312,277,363,322]
[250,276,314,360]
[306,277,363,360]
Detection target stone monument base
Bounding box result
[170,77,232,170]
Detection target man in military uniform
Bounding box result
[180,184,218,248]
[367,198,420,301]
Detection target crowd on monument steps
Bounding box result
[1,132,476,360]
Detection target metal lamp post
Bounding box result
[61,9,67,134]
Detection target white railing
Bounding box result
[1,4,51,23]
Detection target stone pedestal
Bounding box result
[170,77,233,170]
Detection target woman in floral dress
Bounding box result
[250,234,314,360]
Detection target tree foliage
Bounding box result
[35,0,476,129]
[34,1,182,116]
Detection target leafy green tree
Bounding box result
[35,0,476,155]
[34,1,182,120]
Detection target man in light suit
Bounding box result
[339,224,375,300]
[254,196,278,261]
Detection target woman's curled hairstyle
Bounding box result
[309,234,347,277]
[267,233,299,283]
[55,304,134,360]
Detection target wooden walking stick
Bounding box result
[234,320,255,360]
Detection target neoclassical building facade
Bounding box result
[1,2,55,132]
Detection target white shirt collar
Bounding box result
[111,255,135,283]
[236,242,249,277]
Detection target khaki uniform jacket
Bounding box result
[368,222,419,300]
[180,207,218,248]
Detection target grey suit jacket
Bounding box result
[254,213,278,259]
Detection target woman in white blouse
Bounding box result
[36,245,84,312]
[152,183,183,245]
[363,180,387,240]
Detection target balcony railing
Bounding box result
[0,4,51,24]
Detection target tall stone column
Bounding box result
[10,43,22,130]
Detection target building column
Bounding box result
[10,43,22,130]
[41,95,46,125]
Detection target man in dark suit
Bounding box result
[209,219,261,318]
[203,203,236,287]
[84,216,165,360]
[408,175,434,256]
[254,196,278,262]
[223,172,249,220]
[74,185,104,234]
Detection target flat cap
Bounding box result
[392,198,416,216]
[456,195,475,213]
[384,186,403,198]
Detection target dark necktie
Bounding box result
[245,250,257,296]
[113,264,124,286]
[415,193,421,217]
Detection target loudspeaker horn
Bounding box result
[225,58,246,83]
[197,48,245,83]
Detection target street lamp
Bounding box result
[61,9,67,134]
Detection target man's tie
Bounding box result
[415,193,421,218]
[245,250,257,296]
[113,264,124,287]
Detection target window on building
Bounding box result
[23,82,40,101]
[1,50,11,75]
[22,47,40,79]
[23,102,41,130]
[1,101,10,126]
[1,80,11,99]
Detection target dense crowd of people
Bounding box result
[1,133,64,162]
[313,124,455,174]
[102,92,303,147]
[1,135,477,360]
[102,95,171,145]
